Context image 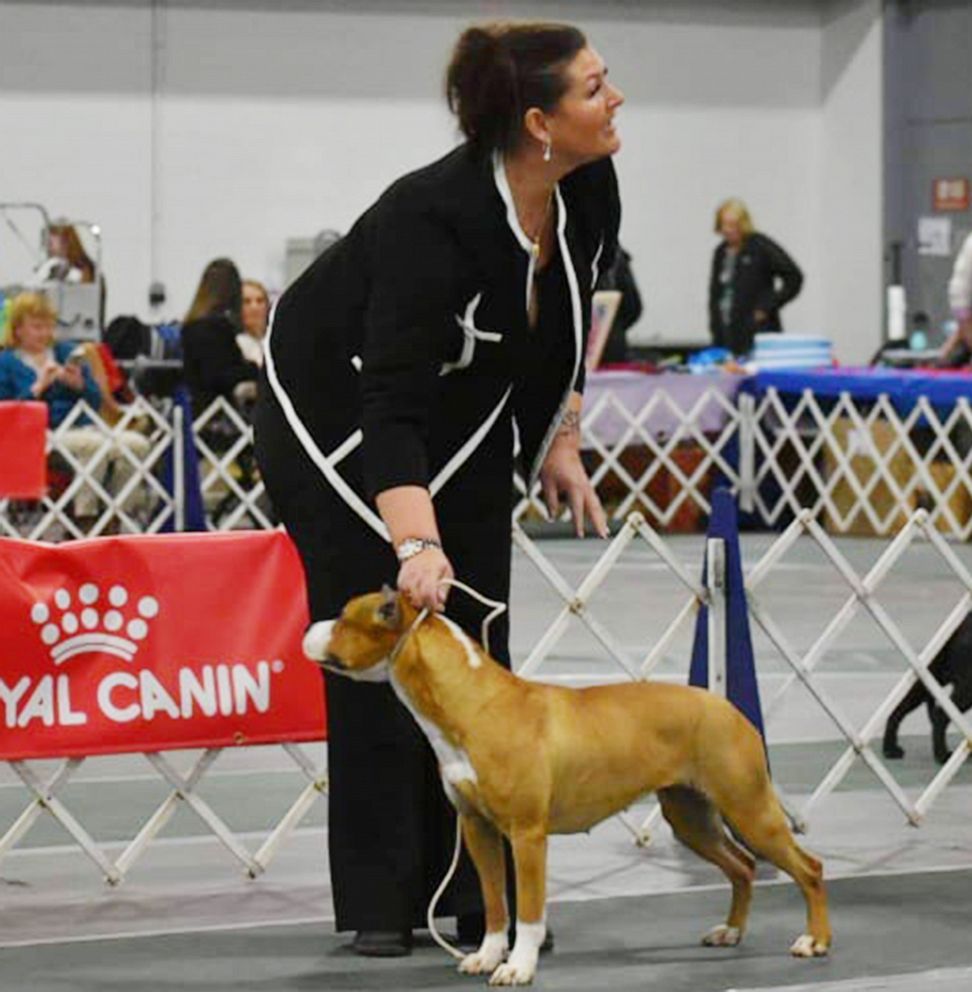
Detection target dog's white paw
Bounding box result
[790,933,829,958]
[488,957,536,986]
[458,933,508,976]
[701,924,741,947]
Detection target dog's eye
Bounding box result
[377,600,398,624]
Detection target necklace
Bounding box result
[524,194,553,260]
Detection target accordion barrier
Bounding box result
[4,370,972,540]
[0,531,326,883]
[1,511,970,888]
[2,374,972,885]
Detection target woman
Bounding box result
[34,223,96,284]
[180,258,258,413]
[255,22,622,956]
[0,292,150,525]
[708,198,803,356]
[238,279,270,366]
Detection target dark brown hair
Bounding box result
[184,258,242,325]
[446,22,587,154]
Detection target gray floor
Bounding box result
[1,533,971,990]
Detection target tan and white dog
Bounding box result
[304,588,831,986]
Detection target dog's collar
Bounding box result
[390,607,431,663]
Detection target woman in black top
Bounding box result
[180,258,258,413]
[708,198,803,356]
[254,22,623,958]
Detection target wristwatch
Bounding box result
[395,537,443,563]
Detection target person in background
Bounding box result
[33,222,96,284]
[708,198,803,356]
[939,231,972,366]
[238,278,270,366]
[596,244,642,364]
[255,20,620,960]
[0,292,149,525]
[180,258,258,413]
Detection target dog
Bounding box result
[883,613,972,765]
[305,588,831,986]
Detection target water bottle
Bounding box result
[909,312,929,351]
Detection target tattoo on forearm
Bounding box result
[558,409,581,437]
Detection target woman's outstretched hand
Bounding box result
[539,437,608,538]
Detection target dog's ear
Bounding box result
[376,584,401,628]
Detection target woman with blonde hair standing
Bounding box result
[256,20,622,959]
[708,197,803,355]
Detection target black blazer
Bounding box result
[708,232,803,355]
[181,313,258,413]
[262,143,620,520]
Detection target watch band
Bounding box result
[395,537,443,563]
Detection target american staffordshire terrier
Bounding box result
[305,588,831,986]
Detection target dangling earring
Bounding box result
[543,139,552,163]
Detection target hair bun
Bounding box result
[445,22,586,155]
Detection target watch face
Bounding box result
[396,538,439,562]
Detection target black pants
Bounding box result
[254,394,512,932]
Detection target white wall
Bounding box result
[0,0,883,361]
[819,0,884,363]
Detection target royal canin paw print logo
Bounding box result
[30,583,160,664]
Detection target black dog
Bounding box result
[883,614,972,764]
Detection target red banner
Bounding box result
[0,532,325,760]
[0,401,48,499]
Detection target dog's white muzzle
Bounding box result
[302,620,336,661]
[302,620,391,683]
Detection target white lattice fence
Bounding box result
[743,387,972,541]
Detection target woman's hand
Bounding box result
[397,547,454,612]
[539,434,608,538]
[31,361,62,397]
[57,362,85,391]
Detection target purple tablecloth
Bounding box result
[582,370,746,446]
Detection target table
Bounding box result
[743,366,972,412]
[583,369,746,446]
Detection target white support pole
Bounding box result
[706,538,727,697]
[738,392,756,512]
[173,403,185,531]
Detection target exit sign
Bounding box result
[933,177,970,212]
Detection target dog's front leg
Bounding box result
[489,828,547,987]
[457,812,509,977]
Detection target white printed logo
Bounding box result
[30,583,159,664]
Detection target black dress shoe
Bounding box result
[455,913,553,954]
[352,929,413,957]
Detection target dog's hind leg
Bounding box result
[883,680,928,759]
[719,787,830,958]
[658,786,755,947]
[457,812,510,976]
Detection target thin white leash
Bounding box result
[391,578,507,960]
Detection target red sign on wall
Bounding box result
[933,177,970,212]
[0,531,325,760]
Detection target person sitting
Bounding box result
[180,258,258,415]
[32,222,95,284]
[238,278,270,366]
[0,292,150,527]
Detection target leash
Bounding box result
[391,578,507,960]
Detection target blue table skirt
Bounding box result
[742,366,972,413]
